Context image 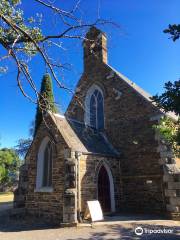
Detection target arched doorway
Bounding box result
[97,164,115,213]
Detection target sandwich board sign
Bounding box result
[84,200,104,222]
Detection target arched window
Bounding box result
[36,137,53,191]
[42,141,52,187]
[85,85,104,129]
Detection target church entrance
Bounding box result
[98,165,111,212]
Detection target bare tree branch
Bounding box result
[0,0,117,110]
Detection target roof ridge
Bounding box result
[107,64,152,101]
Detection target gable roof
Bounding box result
[50,113,119,156]
[67,118,119,156]
[106,64,178,121]
[50,113,87,152]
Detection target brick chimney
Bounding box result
[83,27,107,70]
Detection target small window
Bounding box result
[42,141,52,187]
[36,137,53,190]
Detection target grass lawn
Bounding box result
[0,192,13,203]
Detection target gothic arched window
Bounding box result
[42,141,52,187]
[36,137,53,191]
[85,85,104,130]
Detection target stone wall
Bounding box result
[24,27,180,221]
[25,116,69,224]
[66,57,167,214]
[164,173,180,220]
[25,115,122,223]
[14,164,28,208]
[62,150,77,225]
[78,154,121,213]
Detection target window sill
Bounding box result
[34,187,53,193]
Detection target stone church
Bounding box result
[17,27,180,224]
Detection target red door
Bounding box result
[98,165,111,212]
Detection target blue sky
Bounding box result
[0,0,180,148]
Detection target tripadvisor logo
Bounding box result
[135,226,174,235]
[135,227,143,236]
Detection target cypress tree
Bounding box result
[34,73,57,136]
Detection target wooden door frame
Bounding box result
[97,162,115,212]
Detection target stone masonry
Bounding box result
[16,27,180,224]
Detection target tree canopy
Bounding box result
[0,148,21,190]
[153,81,180,116]
[34,73,57,135]
[15,74,57,156]
[152,24,180,156]
[164,24,180,42]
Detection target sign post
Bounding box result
[84,200,104,223]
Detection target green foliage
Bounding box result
[164,24,180,42]
[34,73,57,136]
[152,80,180,115]
[152,23,180,157]
[153,22,180,150]
[0,148,21,188]
[0,0,43,56]
[153,117,176,143]
[153,117,180,157]
[152,80,180,157]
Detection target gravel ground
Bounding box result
[0,204,179,240]
[0,213,180,240]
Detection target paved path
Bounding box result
[0,215,180,240]
[0,222,179,240]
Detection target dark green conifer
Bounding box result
[34,73,57,136]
